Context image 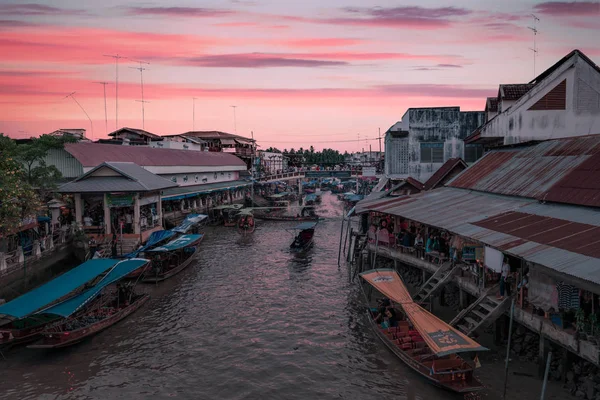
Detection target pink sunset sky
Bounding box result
[0,1,599,151]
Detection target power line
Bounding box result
[262,136,382,144]
[93,81,110,136]
[64,92,93,139]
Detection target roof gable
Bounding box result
[108,127,160,139]
[424,158,468,191]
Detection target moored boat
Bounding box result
[289,221,317,253]
[27,258,151,349]
[359,269,487,394]
[0,258,129,349]
[254,214,320,222]
[142,234,204,283]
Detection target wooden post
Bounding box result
[538,336,548,378]
[503,299,515,400]
[337,217,345,268]
[540,352,552,400]
[459,288,466,309]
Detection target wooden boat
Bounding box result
[142,234,204,283]
[209,204,243,226]
[360,269,486,394]
[28,292,149,349]
[237,210,256,234]
[254,214,320,222]
[0,258,132,349]
[24,258,150,350]
[289,221,317,252]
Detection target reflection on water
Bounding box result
[0,192,444,400]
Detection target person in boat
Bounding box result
[373,298,391,323]
[111,233,118,258]
[117,283,131,306]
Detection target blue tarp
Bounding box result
[171,214,208,234]
[124,230,176,258]
[347,195,364,202]
[35,258,149,317]
[37,216,51,222]
[148,234,203,253]
[305,194,317,202]
[0,259,119,320]
[294,222,318,230]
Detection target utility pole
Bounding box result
[94,82,110,136]
[250,130,255,206]
[230,105,237,133]
[65,92,94,139]
[104,54,126,130]
[193,97,198,131]
[528,14,540,78]
[130,60,149,129]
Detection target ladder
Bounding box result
[413,261,457,304]
[450,287,513,336]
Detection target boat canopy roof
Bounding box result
[305,194,317,202]
[268,193,287,199]
[360,269,488,357]
[212,204,243,211]
[347,195,364,202]
[237,209,254,216]
[125,230,176,258]
[148,234,203,252]
[0,259,120,320]
[171,214,208,234]
[294,221,317,230]
[35,258,149,318]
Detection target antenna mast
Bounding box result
[130,60,149,130]
[64,92,94,139]
[230,105,237,134]
[104,54,126,130]
[528,14,540,78]
[94,81,110,136]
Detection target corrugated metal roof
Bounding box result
[449,136,600,207]
[161,180,251,200]
[108,127,160,138]
[59,162,177,193]
[423,158,467,191]
[357,187,600,285]
[65,143,247,168]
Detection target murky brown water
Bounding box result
[0,193,447,400]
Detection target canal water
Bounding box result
[0,193,444,400]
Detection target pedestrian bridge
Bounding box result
[257,170,362,183]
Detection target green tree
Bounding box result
[0,134,43,235]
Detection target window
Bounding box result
[464,144,484,163]
[420,142,444,163]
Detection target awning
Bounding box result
[124,230,176,258]
[293,222,317,230]
[148,234,203,252]
[35,259,149,317]
[171,214,208,234]
[161,180,251,201]
[234,138,253,145]
[0,259,120,320]
[220,138,236,145]
[360,269,488,357]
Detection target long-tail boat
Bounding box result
[27,258,150,349]
[237,209,256,234]
[142,234,204,283]
[359,269,487,394]
[289,221,317,253]
[0,258,131,349]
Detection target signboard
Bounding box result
[107,193,134,207]
[305,171,351,178]
[362,167,376,177]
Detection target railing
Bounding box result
[0,226,75,278]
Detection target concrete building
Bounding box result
[103,127,161,145]
[467,50,600,148]
[166,131,256,167]
[258,151,288,175]
[47,128,88,141]
[384,107,485,182]
[345,151,383,166]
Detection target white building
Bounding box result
[466,50,600,148]
[384,107,485,182]
[258,151,288,174]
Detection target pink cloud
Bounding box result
[534,1,600,16]
[180,54,347,68]
[279,38,363,47]
[0,3,84,16]
[125,6,233,18]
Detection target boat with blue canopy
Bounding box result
[171,213,208,234]
[289,221,317,252]
[142,234,204,283]
[28,258,151,349]
[0,259,139,348]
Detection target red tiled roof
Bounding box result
[424,158,467,191]
[449,136,600,207]
[499,84,535,101]
[65,143,247,168]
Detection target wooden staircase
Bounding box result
[450,286,513,336]
[413,261,457,304]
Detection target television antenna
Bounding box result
[64,92,94,139]
[230,105,237,134]
[94,81,110,136]
[103,54,126,130]
[528,14,540,78]
[129,60,150,129]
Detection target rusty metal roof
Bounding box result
[423,158,467,191]
[65,143,247,168]
[357,187,600,284]
[449,136,600,207]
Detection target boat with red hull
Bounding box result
[28,293,149,349]
[360,269,487,394]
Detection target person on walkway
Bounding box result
[499,258,511,300]
[111,233,118,258]
[125,212,133,233]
